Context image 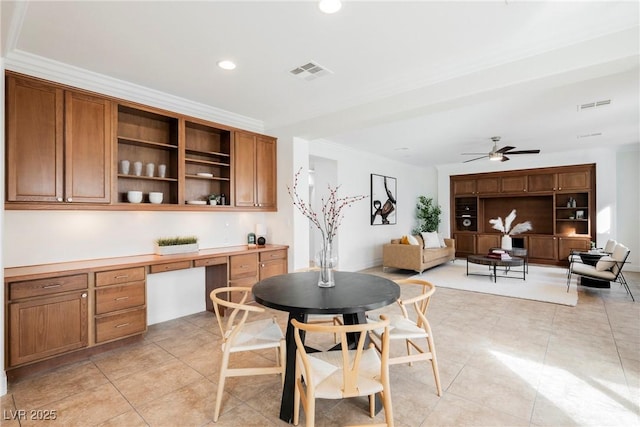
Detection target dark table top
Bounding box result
[467,254,524,267]
[253,271,400,315]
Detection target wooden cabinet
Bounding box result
[558,237,590,262]
[259,249,288,280]
[234,132,277,209]
[453,233,476,257]
[116,104,179,204]
[7,274,88,367]
[452,179,476,196]
[229,253,259,282]
[184,119,232,205]
[528,173,556,192]
[94,267,146,344]
[528,235,558,261]
[500,176,527,193]
[6,74,111,203]
[558,170,591,191]
[476,234,500,255]
[450,164,595,265]
[476,178,499,194]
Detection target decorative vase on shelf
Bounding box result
[501,235,513,250]
[316,241,337,288]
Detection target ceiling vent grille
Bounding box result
[577,99,611,111]
[577,132,603,139]
[289,61,333,81]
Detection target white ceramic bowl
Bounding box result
[149,192,163,204]
[127,191,143,203]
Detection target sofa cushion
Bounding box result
[407,235,420,245]
[422,247,450,262]
[421,231,441,249]
[595,256,615,271]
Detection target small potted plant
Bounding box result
[154,236,199,255]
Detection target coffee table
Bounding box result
[467,254,525,282]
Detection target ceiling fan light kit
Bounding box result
[462,136,540,163]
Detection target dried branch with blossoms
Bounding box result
[288,168,367,244]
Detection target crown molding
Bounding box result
[3,50,264,133]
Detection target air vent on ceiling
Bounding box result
[289,61,333,81]
[577,99,611,111]
[577,132,603,139]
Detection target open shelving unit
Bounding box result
[116,105,179,204]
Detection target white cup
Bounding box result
[158,164,167,178]
[127,191,143,203]
[146,163,155,177]
[133,161,143,176]
[149,192,163,204]
[120,160,130,175]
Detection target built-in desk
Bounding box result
[4,244,288,380]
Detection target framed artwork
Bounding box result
[371,174,397,225]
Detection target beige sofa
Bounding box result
[383,235,455,274]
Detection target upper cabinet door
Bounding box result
[476,178,499,194]
[6,75,64,202]
[557,170,591,191]
[234,132,277,209]
[453,179,476,195]
[500,176,527,193]
[255,136,276,208]
[234,132,257,207]
[527,173,557,192]
[64,91,112,203]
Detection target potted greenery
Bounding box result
[154,236,199,255]
[412,196,442,234]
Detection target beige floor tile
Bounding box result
[97,409,148,427]
[136,377,215,426]
[111,358,204,408]
[92,341,175,380]
[20,383,131,427]
[423,393,529,426]
[9,361,109,409]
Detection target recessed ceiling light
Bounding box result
[217,60,236,70]
[319,0,342,14]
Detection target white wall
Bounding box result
[305,139,438,272]
[437,145,640,271]
[616,145,640,269]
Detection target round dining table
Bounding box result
[253,270,400,423]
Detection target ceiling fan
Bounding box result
[462,136,541,163]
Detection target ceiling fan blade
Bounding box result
[461,152,489,155]
[501,155,510,162]
[463,156,488,163]
[508,149,541,154]
[496,146,516,153]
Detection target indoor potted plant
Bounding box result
[154,236,199,255]
[412,196,442,234]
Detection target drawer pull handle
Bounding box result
[115,296,129,301]
[115,323,130,328]
[114,275,129,279]
[43,284,61,289]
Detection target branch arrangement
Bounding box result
[288,167,367,244]
[489,209,532,235]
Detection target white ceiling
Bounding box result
[2,1,639,167]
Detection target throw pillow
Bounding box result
[595,256,615,271]
[400,235,409,245]
[421,231,441,249]
[438,234,446,248]
[407,235,420,246]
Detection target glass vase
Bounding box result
[316,241,337,288]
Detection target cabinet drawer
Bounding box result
[229,254,258,279]
[10,274,88,300]
[96,267,145,287]
[95,282,145,315]
[149,260,191,274]
[95,308,146,343]
[194,256,227,268]
[260,250,287,261]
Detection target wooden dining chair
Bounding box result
[368,278,442,397]
[210,287,286,422]
[291,315,394,427]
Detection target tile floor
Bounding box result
[1,266,639,426]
